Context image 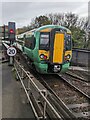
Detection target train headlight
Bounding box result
[40,54,47,60]
[54,65,61,72]
[65,54,71,59]
[66,54,71,59]
[40,54,44,59]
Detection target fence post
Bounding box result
[41,90,47,119]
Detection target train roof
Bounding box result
[16,25,71,38]
[16,28,36,39]
[36,25,71,34]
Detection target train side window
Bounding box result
[30,35,36,50]
[25,35,36,50]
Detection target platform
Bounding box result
[2,63,35,119]
[69,66,89,72]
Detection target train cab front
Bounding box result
[38,27,72,74]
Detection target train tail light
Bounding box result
[43,55,47,60]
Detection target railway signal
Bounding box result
[8,22,16,44]
[8,22,16,66]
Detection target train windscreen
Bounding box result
[65,34,72,50]
[39,33,49,50]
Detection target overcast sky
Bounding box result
[0,0,89,28]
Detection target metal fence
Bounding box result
[14,59,62,120]
[72,49,90,67]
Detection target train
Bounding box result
[14,25,72,74]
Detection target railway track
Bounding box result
[66,71,88,82]
[14,51,90,119]
[68,68,89,82]
[40,74,90,119]
[60,72,90,98]
[14,52,75,119]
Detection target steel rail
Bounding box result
[20,52,77,119]
[15,50,89,119]
[72,48,90,53]
[2,42,9,49]
[58,74,90,100]
[40,74,90,118]
[17,53,76,119]
[66,71,88,83]
[36,75,76,119]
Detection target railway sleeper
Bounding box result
[67,103,90,118]
[73,111,90,118]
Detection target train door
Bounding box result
[49,29,64,64]
[53,33,64,63]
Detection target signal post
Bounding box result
[8,22,16,66]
